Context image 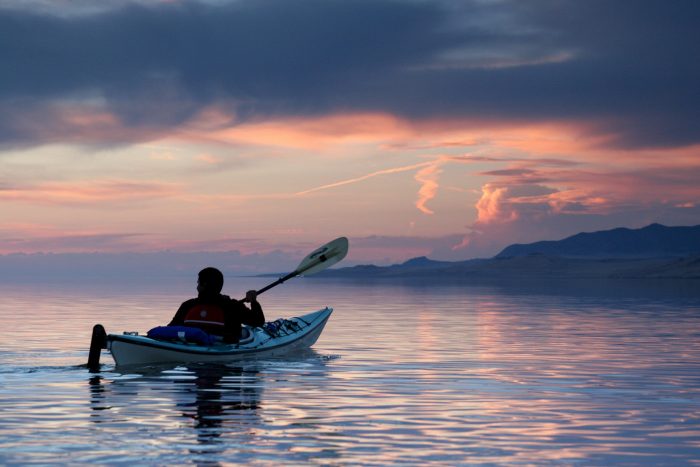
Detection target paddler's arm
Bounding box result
[242,290,265,327]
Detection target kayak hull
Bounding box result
[106,307,332,366]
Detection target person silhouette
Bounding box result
[169,267,265,343]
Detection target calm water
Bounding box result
[2,278,700,465]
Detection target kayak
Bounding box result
[105,307,332,366]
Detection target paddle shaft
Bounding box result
[255,270,299,296]
[254,252,331,296]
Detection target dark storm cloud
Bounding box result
[1,0,698,148]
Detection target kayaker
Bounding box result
[168,267,265,343]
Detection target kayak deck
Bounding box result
[106,307,332,366]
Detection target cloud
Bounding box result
[0,180,180,205]
[475,184,514,224]
[449,157,700,257]
[295,160,434,196]
[475,183,559,224]
[203,113,414,150]
[475,164,700,225]
[294,155,456,216]
[0,230,149,253]
[414,161,443,214]
[0,0,697,148]
[195,153,222,165]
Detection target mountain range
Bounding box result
[497,223,700,258]
[320,224,700,280]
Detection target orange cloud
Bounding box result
[295,161,434,196]
[414,162,443,215]
[295,155,458,216]
[200,112,415,150]
[472,153,700,233]
[195,153,222,165]
[180,109,612,158]
[0,222,148,254]
[475,175,624,226]
[476,184,518,224]
[0,180,180,205]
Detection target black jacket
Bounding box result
[169,293,265,343]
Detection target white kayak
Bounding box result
[105,307,332,366]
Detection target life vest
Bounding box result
[183,303,226,334]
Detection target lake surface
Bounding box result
[2,277,700,465]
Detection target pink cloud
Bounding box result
[199,112,416,150]
[0,180,180,205]
[295,161,435,196]
[448,153,700,258]
[195,153,222,165]
[475,184,513,224]
[475,183,561,224]
[0,230,149,254]
[414,162,443,215]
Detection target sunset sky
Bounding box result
[1,0,699,272]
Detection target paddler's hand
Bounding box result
[244,290,258,303]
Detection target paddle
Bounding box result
[251,236,349,297]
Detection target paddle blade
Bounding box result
[296,236,349,276]
[252,236,349,297]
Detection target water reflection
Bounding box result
[177,364,260,451]
[2,281,699,465]
[88,363,264,460]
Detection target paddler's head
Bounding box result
[197,267,224,297]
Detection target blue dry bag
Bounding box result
[146,326,215,346]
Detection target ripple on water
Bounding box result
[1,282,700,465]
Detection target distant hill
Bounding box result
[320,256,486,278]
[321,254,700,280]
[496,223,700,258]
[319,224,700,280]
